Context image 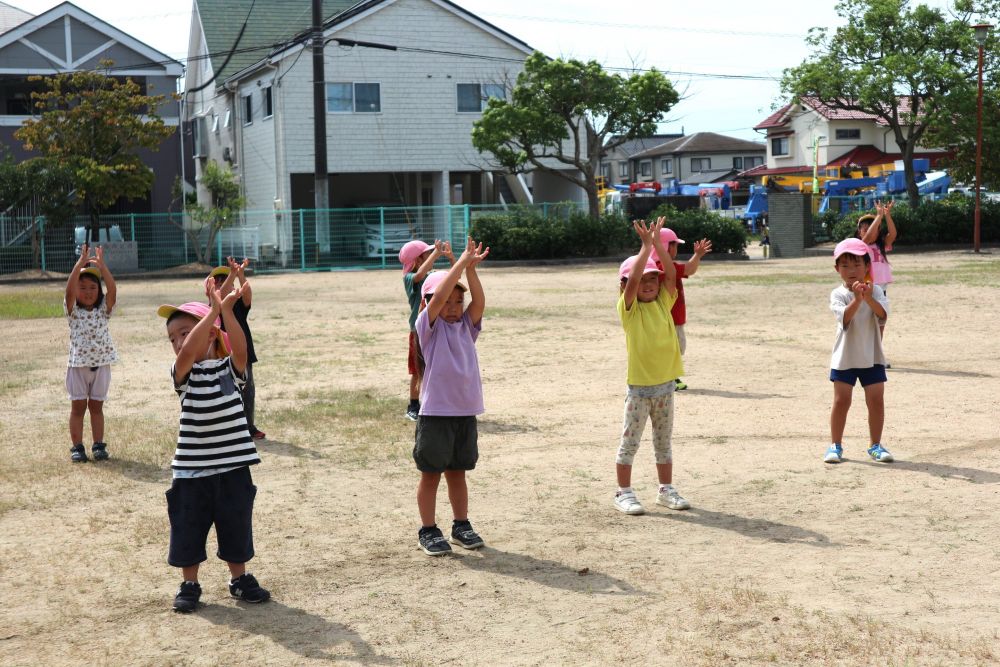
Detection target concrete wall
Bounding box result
[768,193,813,258]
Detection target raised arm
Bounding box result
[649,217,677,297]
[65,243,90,311]
[174,299,222,382]
[860,208,883,245]
[92,246,116,314]
[883,200,897,249]
[684,239,713,277]
[464,241,490,326]
[234,257,252,306]
[214,284,248,374]
[624,221,655,309]
[413,241,444,283]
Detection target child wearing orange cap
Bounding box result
[825,238,892,465]
[614,218,689,516]
[657,227,712,390]
[64,244,117,463]
[157,284,269,613]
[398,239,454,420]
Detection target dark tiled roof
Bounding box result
[196,0,358,83]
[604,134,684,158]
[678,168,738,185]
[632,132,765,158]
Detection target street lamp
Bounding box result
[973,23,991,253]
[812,135,827,194]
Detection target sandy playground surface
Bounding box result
[1,247,999,665]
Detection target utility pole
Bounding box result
[312,0,330,252]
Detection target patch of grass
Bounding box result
[344,332,377,345]
[0,290,63,319]
[744,478,775,494]
[0,360,40,396]
[896,261,1000,287]
[704,273,832,286]
[487,307,547,319]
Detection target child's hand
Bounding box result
[884,199,894,213]
[875,201,884,216]
[851,280,871,299]
[75,243,90,268]
[237,257,250,279]
[433,239,445,256]
[442,241,455,263]
[694,239,713,256]
[651,216,666,236]
[91,246,106,271]
[463,236,490,267]
[633,220,654,247]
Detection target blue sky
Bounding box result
[9,0,966,142]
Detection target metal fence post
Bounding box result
[463,204,469,238]
[217,232,223,265]
[299,209,306,271]
[39,217,46,272]
[543,202,549,218]
[129,213,136,242]
[379,207,386,269]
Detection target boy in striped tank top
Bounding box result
[157,285,270,613]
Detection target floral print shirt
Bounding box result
[65,301,118,367]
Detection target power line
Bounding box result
[478,12,806,39]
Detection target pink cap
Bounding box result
[156,302,229,355]
[420,270,467,299]
[618,255,663,280]
[399,240,433,273]
[659,228,685,245]
[833,238,872,260]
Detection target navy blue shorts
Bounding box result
[166,466,257,567]
[413,415,478,473]
[830,365,887,387]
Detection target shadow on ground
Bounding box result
[846,458,1000,483]
[455,547,643,595]
[683,388,793,400]
[647,506,838,547]
[105,458,171,484]
[199,600,391,663]
[257,439,326,460]
[888,366,992,379]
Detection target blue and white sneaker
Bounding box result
[823,444,843,464]
[867,443,894,463]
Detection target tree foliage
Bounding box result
[174,161,245,265]
[14,61,176,240]
[781,0,1000,205]
[472,52,679,218]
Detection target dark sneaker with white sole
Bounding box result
[91,442,109,461]
[418,525,452,556]
[70,443,88,463]
[229,573,270,603]
[173,581,201,613]
[450,520,485,549]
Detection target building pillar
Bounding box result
[432,170,450,238]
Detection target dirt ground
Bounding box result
[1,247,999,666]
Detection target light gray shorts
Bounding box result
[66,365,111,401]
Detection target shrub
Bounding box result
[469,205,634,260]
[829,195,1000,245]
[647,204,750,255]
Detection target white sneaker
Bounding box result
[614,490,644,515]
[656,485,690,510]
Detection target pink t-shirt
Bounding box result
[415,309,484,416]
[867,243,892,285]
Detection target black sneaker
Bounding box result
[405,406,419,421]
[70,444,88,463]
[91,442,109,461]
[450,520,484,550]
[229,573,270,603]
[418,525,452,556]
[173,581,201,613]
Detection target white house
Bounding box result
[747,97,947,181]
[186,0,584,265]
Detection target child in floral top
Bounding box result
[64,244,118,462]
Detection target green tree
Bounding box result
[15,61,176,241]
[1,149,77,269]
[472,52,679,218]
[927,82,1000,191]
[781,0,1000,205]
[174,161,245,265]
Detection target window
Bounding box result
[744,156,764,169]
[457,83,505,112]
[600,162,611,180]
[772,136,790,156]
[192,116,207,157]
[691,157,711,172]
[660,158,673,174]
[211,113,219,134]
[618,161,629,178]
[263,85,273,118]
[242,93,253,125]
[835,128,861,140]
[223,107,231,128]
[639,160,652,178]
[733,157,743,170]
[326,82,381,113]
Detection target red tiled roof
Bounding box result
[753,104,792,130]
[754,97,919,130]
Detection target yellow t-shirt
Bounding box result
[617,286,684,386]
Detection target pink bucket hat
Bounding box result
[659,228,685,245]
[156,302,230,356]
[399,240,433,273]
[420,270,467,299]
[618,254,664,280]
[833,238,872,260]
